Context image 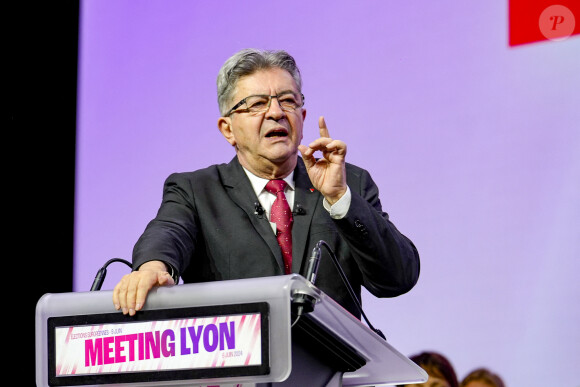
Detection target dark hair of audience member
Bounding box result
[404,351,459,387]
[460,367,505,387]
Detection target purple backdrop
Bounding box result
[74,1,580,385]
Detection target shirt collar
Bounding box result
[242,167,295,197]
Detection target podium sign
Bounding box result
[48,303,269,386]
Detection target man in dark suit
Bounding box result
[113,48,420,319]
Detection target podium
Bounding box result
[36,274,427,386]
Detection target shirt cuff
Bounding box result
[323,186,351,219]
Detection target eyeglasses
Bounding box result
[225,92,305,117]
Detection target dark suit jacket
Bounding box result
[133,156,420,317]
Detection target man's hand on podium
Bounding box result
[113,260,175,316]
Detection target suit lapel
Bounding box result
[292,158,322,273]
[219,157,285,269]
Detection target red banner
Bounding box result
[509,0,580,46]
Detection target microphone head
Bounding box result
[254,202,264,215]
[90,268,107,291]
[294,204,306,215]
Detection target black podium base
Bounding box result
[257,313,365,386]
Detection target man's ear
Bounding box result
[218,117,236,146]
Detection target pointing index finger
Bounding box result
[319,116,330,138]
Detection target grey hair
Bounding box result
[216,48,303,116]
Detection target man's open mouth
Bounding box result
[265,129,289,137]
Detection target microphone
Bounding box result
[254,202,264,218]
[292,240,387,340]
[302,243,321,284]
[293,203,306,216]
[291,244,321,319]
[90,258,132,291]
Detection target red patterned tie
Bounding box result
[265,179,293,274]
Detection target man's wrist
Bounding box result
[138,260,167,272]
[165,263,179,284]
[138,260,179,284]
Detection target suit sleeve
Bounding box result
[132,173,198,278]
[333,167,420,297]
